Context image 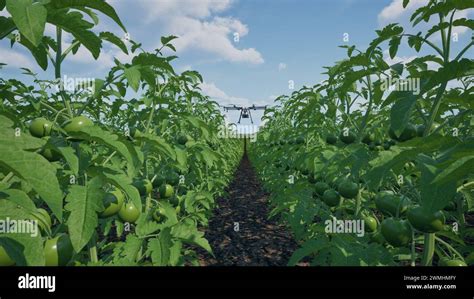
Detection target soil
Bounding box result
[198,153,298,266]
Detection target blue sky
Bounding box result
[1,0,473,127]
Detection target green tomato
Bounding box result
[322,189,340,207]
[159,184,174,199]
[326,134,338,145]
[118,202,140,223]
[29,118,53,138]
[63,116,94,133]
[407,206,445,233]
[416,124,425,137]
[177,134,188,145]
[166,171,180,186]
[361,133,374,145]
[44,234,74,266]
[296,136,305,144]
[133,179,153,196]
[152,175,166,188]
[444,201,456,211]
[339,130,357,144]
[41,148,61,162]
[381,218,412,247]
[375,191,410,216]
[389,123,417,142]
[438,258,467,267]
[100,189,124,218]
[152,206,166,222]
[337,179,359,199]
[307,173,318,184]
[0,246,15,266]
[362,215,378,233]
[314,182,330,197]
[370,230,386,245]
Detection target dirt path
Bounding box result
[198,153,297,266]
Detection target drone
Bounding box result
[222,104,268,124]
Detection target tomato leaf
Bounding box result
[47,9,102,59]
[389,92,417,135]
[0,16,16,39]
[65,176,105,252]
[147,228,172,266]
[418,155,457,213]
[0,199,44,265]
[123,66,141,92]
[0,147,63,220]
[6,0,46,46]
[46,0,126,32]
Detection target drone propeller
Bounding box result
[221,104,242,112]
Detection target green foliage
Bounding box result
[0,0,242,266]
[249,0,473,266]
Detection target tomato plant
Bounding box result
[0,0,471,268]
[249,0,473,266]
[0,0,242,266]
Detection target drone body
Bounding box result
[222,104,268,124]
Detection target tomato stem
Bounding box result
[410,230,416,266]
[1,172,14,184]
[354,193,361,217]
[434,236,464,260]
[421,233,435,266]
[88,233,99,264]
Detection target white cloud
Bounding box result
[0,46,35,69]
[170,16,263,64]
[383,50,417,66]
[383,50,440,71]
[200,81,252,106]
[61,38,132,72]
[113,0,263,64]
[378,0,425,23]
[137,0,233,23]
[179,64,193,72]
[278,63,287,71]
